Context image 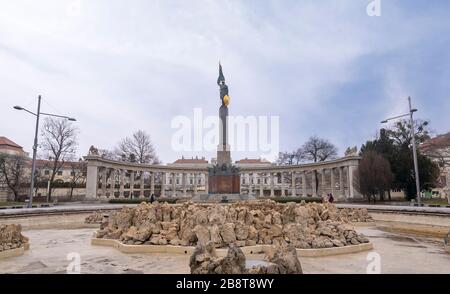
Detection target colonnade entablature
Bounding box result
[84,155,361,201]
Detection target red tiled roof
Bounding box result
[235,158,270,164]
[0,136,23,150]
[420,133,450,151]
[173,157,208,164]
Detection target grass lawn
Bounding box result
[0,201,25,207]
[422,198,450,206]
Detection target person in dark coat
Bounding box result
[328,193,334,203]
[149,194,155,204]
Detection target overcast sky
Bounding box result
[1,0,449,164]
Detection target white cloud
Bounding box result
[0,0,449,162]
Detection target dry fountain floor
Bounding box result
[0,226,449,274]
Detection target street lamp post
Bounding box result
[13,95,76,208]
[381,96,421,206]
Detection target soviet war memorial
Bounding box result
[1,1,450,292]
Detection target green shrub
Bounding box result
[109,197,178,204]
[261,197,322,203]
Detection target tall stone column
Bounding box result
[109,168,115,198]
[312,171,317,197]
[161,172,166,198]
[140,171,145,199]
[86,162,99,199]
[270,172,275,197]
[172,172,177,197]
[321,169,326,196]
[259,173,264,197]
[150,172,155,196]
[193,173,198,195]
[339,167,344,198]
[349,165,355,198]
[204,173,209,194]
[291,172,296,197]
[130,170,135,199]
[182,173,187,197]
[330,168,336,197]
[302,172,307,197]
[101,168,107,197]
[119,169,125,199]
[248,173,253,196]
[281,172,285,196]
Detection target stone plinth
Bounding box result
[207,163,240,195]
[208,174,240,194]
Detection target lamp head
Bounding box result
[381,120,388,124]
[13,106,23,110]
[68,117,77,122]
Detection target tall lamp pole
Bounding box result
[13,95,76,208]
[381,96,421,206]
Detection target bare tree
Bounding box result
[68,160,87,200]
[358,150,394,203]
[299,136,338,192]
[300,136,338,163]
[98,149,118,161]
[40,118,78,201]
[0,154,28,201]
[115,130,160,164]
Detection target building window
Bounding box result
[57,171,63,176]
[176,179,179,185]
[44,170,50,175]
[190,179,193,185]
[70,171,76,176]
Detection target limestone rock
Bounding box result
[193,225,210,245]
[220,223,236,244]
[95,200,371,250]
[0,224,29,252]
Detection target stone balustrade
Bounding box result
[84,155,361,201]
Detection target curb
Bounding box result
[91,238,373,257]
[0,244,29,260]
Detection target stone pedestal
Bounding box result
[208,174,240,194]
[208,164,240,195]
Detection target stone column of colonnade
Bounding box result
[109,169,115,198]
[291,172,296,197]
[330,168,336,197]
[119,169,125,198]
[139,171,145,199]
[270,172,275,197]
[171,172,177,197]
[150,172,155,196]
[129,170,135,198]
[248,173,253,196]
[259,172,264,197]
[193,173,198,196]
[204,172,209,194]
[280,172,285,197]
[302,171,307,197]
[182,173,187,197]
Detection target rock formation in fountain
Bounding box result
[0,224,29,252]
[95,200,371,249]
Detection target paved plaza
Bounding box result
[0,226,448,274]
